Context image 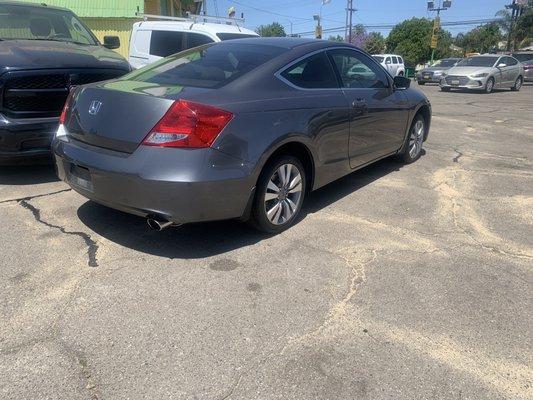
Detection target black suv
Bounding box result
[0,1,131,163]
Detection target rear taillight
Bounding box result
[142,100,233,148]
[59,89,75,124]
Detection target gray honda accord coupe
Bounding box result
[53,38,431,233]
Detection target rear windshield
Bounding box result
[457,56,498,67]
[511,53,533,62]
[127,43,285,88]
[216,33,258,41]
[373,56,384,63]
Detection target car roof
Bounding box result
[133,20,258,36]
[0,1,70,12]
[373,54,402,57]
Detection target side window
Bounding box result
[392,56,398,64]
[150,30,186,57]
[280,52,338,89]
[385,57,391,64]
[398,57,404,64]
[186,32,214,48]
[329,49,389,89]
[507,57,518,66]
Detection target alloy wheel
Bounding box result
[408,119,424,159]
[264,163,303,225]
[514,77,522,91]
[486,78,494,93]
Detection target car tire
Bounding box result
[511,76,522,91]
[417,81,425,85]
[440,86,450,92]
[397,114,425,164]
[485,77,495,94]
[251,155,306,233]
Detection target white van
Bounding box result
[372,54,406,77]
[129,14,259,69]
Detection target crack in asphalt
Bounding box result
[0,188,71,204]
[18,199,98,268]
[453,149,463,163]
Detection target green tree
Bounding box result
[454,23,502,53]
[363,32,385,54]
[328,35,344,42]
[256,22,286,37]
[386,17,452,66]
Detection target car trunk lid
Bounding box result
[65,81,210,153]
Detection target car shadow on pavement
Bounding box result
[0,164,59,185]
[77,156,406,259]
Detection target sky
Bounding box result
[207,0,510,37]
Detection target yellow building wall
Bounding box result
[82,18,140,58]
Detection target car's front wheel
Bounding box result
[417,80,425,85]
[252,155,306,233]
[397,114,425,164]
[440,86,450,92]
[485,77,495,94]
[511,76,523,91]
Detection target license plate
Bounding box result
[423,74,431,80]
[69,165,93,192]
[451,79,460,85]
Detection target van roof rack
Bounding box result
[135,12,245,26]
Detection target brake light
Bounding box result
[59,89,75,124]
[142,100,233,148]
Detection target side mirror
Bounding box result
[394,75,411,89]
[497,63,507,68]
[103,35,120,49]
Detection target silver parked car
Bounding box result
[416,58,461,84]
[440,54,524,93]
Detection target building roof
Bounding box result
[8,0,144,18]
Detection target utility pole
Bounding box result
[427,1,452,64]
[505,0,528,51]
[346,0,355,43]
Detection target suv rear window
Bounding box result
[128,43,285,88]
[150,31,213,57]
[216,33,258,41]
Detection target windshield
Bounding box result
[511,53,533,62]
[216,33,258,41]
[457,56,498,67]
[127,43,285,89]
[433,59,458,67]
[373,56,384,63]
[0,4,96,45]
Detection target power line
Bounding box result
[294,17,503,36]
[227,0,310,21]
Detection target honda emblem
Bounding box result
[88,100,102,115]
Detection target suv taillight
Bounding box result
[142,100,233,148]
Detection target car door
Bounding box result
[494,56,508,86]
[328,48,410,168]
[278,51,351,183]
[384,56,393,75]
[505,57,519,83]
[391,56,399,76]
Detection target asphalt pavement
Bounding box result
[1,83,532,400]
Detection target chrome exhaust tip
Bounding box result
[146,217,173,231]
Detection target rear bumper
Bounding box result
[53,137,256,225]
[0,113,57,163]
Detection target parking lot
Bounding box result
[1,83,532,399]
